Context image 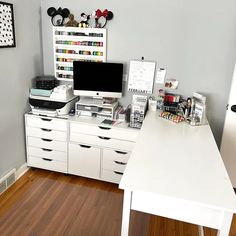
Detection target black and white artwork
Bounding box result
[0,1,15,48]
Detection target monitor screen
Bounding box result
[73,61,123,98]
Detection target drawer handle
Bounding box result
[41,138,53,142]
[114,171,123,176]
[98,136,111,140]
[79,144,91,149]
[41,118,52,122]
[42,148,53,152]
[115,151,128,155]
[41,128,52,132]
[114,161,126,165]
[98,126,111,130]
[42,158,53,162]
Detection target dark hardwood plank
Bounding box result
[0,169,235,236]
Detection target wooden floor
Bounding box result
[0,169,236,236]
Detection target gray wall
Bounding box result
[41,0,236,146]
[0,0,43,177]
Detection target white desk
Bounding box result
[119,111,236,236]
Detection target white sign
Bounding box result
[155,68,166,84]
[128,60,156,94]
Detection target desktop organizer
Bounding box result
[53,27,107,81]
[75,98,118,120]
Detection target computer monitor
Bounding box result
[73,61,123,98]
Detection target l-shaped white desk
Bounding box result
[119,111,236,236]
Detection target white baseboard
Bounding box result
[16,163,29,180]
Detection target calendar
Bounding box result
[128,60,156,94]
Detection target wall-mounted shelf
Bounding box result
[53,27,107,81]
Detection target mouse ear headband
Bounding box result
[47,7,70,18]
[47,7,70,26]
[95,9,113,28]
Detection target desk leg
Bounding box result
[198,226,204,236]
[121,190,132,236]
[217,212,233,236]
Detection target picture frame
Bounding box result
[0,1,15,48]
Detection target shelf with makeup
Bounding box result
[154,90,207,125]
[53,27,107,81]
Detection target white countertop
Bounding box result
[119,111,236,213]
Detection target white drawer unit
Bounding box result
[25,114,68,174]
[25,113,139,183]
[26,127,67,141]
[101,149,131,184]
[27,137,67,152]
[68,119,138,184]
[102,150,129,172]
[103,158,127,173]
[70,133,135,151]
[101,169,124,184]
[68,143,100,179]
[28,146,67,162]
[26,115,67,131]
[28,156,67,173]
[70,122,138,141]
[103,149,130,163]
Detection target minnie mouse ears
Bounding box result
[95,9,113,20]
[95,9,113,28]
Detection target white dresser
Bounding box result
[25,114,68,173]
[25,113,139,184]
[68,117,138,184]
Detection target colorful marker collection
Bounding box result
[160,111,185,123]
[56,40,103,47]
[55,31,103,37]
[57,73,73,79]
[57,66,73,71]
[92,51,103,56]
[56,49,103,56]
[54,30,105,80]
[56,49,75,54]
[56,57,74,63]
[56,57,103,63]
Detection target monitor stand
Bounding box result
[79,96,118,106]
[92,96,104,103]
[79,96,104,105]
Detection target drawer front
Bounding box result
[101,169,123,184]
[26,115,67,131]
[70,133,135,151]
[68,143,100,179]
[27,137,67,152]
[103,158,127,173]
[103,149,130,163]
[28,156,67,173]
[26,127,67,141]
[28,146,67,162]
[70,122,138,141]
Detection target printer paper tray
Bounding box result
[31,107,57,117]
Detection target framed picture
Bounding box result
[0,1,15,48]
